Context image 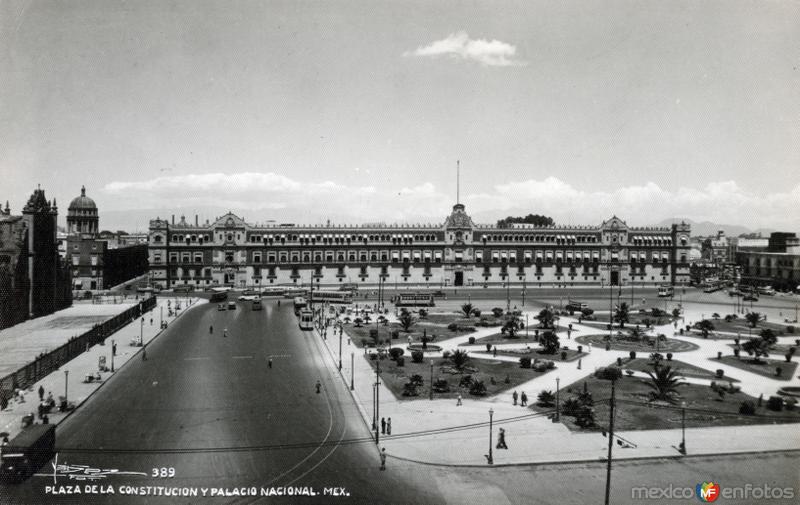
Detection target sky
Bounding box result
[1,0,798,232]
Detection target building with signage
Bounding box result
[147,203,691,289]
[736,232,800,290]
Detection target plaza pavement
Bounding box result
[0,297,200,443]
[315,300,800,467]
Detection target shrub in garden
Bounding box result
[733,348,740,357]
[629,351,637,360]
[776,366,782,377]
[562,398,580,416]
[617,357,623,367]
[519,356,532,368]
[560,350,568,361]
[537,390,555,407]
[442,350,451,359]
[766,396,784,411]
[715,369,724,379]
[459,375,474,388]
[389,347,405,360]
[432,378,450,393]
[492,307,505,318]
[469,380,487,396]
[411,350,424,363]
[471,309,481,317]
[447,322,459,332]
[786,353,793,363]
[666,352,673,361]
[739,400,756,415]
[391,329,400,339]
[577,345,583,353]
[786,326,795,334]
[361,338,370,348]
[468,336,476,345]
[402,381,420,396]
[396,356,405,367]
[486,343,492,352]
[785,397,797,411]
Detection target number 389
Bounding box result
[152,467,176,478]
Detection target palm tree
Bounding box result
[539,331,560,354]
[461,303,474,318]
[614,302,630,328]
[745,312,761,328]
[450,349,470,370]
[644,365,687,403]
[398,311,416,332]
[537,390,556,407]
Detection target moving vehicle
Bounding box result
[565,300,588,311]
[237,294,260,301]
[173,284,193,293]
[293,296,308,315]
[251,298,262,311]
[657,285,675,297]
[309,290,353,305]
[757,286,776,296]
[283,287,309,299]
[339,283,359,292]
[394,293,435,307]
[210,292,228,303]
[227,301,236,310]
[260,287,286,297]
[217,304,226,311]
[298,308,314,330]
[0,424,56,483]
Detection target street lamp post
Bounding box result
[338,331,342,371]
[487,408,494,465]
[64,370,69,405]
[110,339,115,372]
[555,377,560,421]
[140,317,144,346]
[160,305,163,327]
[679,401,687,455]
[375,361,381,444]
[429,360,434,400]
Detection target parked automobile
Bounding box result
[217,304,226,311]
[227,301,236,310]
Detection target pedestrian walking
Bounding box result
[588,343,592,353]
[387,418,392,435]
[209,325,213,334]
[577,358,582,370]
[381,417,386,434]
[379,448,387,470]
[150,317,153,326]
[520,392,528,406]
[38,385,44,401]
[512,390,518,406]
[268,358,273,368]
[315,380,321,394]
[142,348,147,361]
[496,428,508,449]
[223,328,228,338]
[456,394,462,406]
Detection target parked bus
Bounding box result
[260,287,286,297]
[657,285,674,297]
[210,291,228,303]
[293,296,307,315]
[283,287,309,299]
[310,290,354,305]
[394,293,435,307]
[298,308,314,330]
[0,424,55,483]
[702,281,724,294]
[339,283,359,292]
[251,298,263,310]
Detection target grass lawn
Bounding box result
[531,364,800,432]
[574,334,699,353]
[590,313,675,326]
[687,319,796,338]
[345,322,473,348]
[623,358,739,382]
[716,356,798,381]
[463,326,570,347]
[365,354,554,401]
[474,348,586,363]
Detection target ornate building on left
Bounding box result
[0,187,72,329]
[66,186,148,292]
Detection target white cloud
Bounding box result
[100,172,800,232]
[404,31,527,67]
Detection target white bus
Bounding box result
[251,298,263,311]
[657,285,674,297]
[298,309,314,330]
[293,296,308,315]
[284,287,309,299]
[310,290,354,304]
[260,287,286,297]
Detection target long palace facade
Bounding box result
[147,203,691,289]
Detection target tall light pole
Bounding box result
[140,317,144,346]
[64,370,69,405]
[594,367,622,505]
[338,330,342,371]
[350,352,354,390]
[374,361,381,444]
[555,377,561,421]
[679,401,687,455]
[160,305,163,327]
[110,340,115,372]
[487,408,494,465]
[429,360,434,400]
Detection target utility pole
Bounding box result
[375,361,381,444]
[487,408,494,465]
[604,373,620,505]
[350,352,354,390]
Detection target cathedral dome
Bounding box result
[68,186,97,211]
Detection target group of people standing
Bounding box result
[511,390,528,406]
[380,417,392,435]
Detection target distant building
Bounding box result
[736,232,800,290]
[148,204,691,289]
[65,187,148,291]
[701,231,731,266]
[0,188,72,329]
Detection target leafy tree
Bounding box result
[711,313,720,320]
[501,315,520,338]
[354,317,363,328]
[540,332,560,354]
[742,331,776,363]
[492,307,505,318]
[450,349,470,370]
[461,303,474,317]
[759,328,777,346]
[536,308,555,329]
[671,308,681,319]
[418,308,428,319]
[614,302,630,328]
[537,390,556,407]
[496,214,554,229]
[746,312,761,328]
[398,311,416,332]
[469,380,487,396]
[697,319,714,338]
[644,366,687,403]
[411,350,424,363]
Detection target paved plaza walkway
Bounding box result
[315,298,800,467]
